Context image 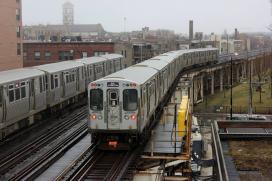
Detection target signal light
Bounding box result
[130,114,137,121]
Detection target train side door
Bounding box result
[107,89,120,129]
[29,79,35,110]
[0,86,3,122]
[76,68,80,91]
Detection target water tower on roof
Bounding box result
[63,1,74,25]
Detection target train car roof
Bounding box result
[136,59,169,70]
[100,54,123,59]
[102,66,158,84]
[35,61,84,73]
[150,52,179,64]
[75,56,107,65]
[0,68,44,84]
[178,48,218,54]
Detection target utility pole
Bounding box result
[230,56,233,119]
[227,34,229,54]
[124,17,126,33]
[249,56,253,115]
[140,44,143,62]
[271,67,272,98]
[271,48,272,98]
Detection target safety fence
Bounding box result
[193,105,272,114]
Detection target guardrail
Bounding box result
[211,122,229,181]
[194,105,272,114]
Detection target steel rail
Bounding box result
[0,108,86,176]
[9,123,88,181]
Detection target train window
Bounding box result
[69,74,73,82]
[72,74,75,82]
[55,78,58,88]
[45,76,48,90]
[9,89,14,102]
[123,89,137,111]
[111,92,117,100]
[81,67,84,79]
[66,73,75,84]
[43,77,45,91]
[8,84,15,102]
[66,74,70,83]
[39,77,43,93]
[109,92,118,107]
[21,86,26,98]
[96,66,102,74]
[15,88,20,100]
[54,75,59,88]
[89,89,103,111]
[51,75,54,89]
[9,84,14,89]
[0,87,2,106]
[141,90,144,107]
[89,67,92,76]
[86,67,89,77]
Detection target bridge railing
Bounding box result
[193,105,272,115]
[218,48,272,63]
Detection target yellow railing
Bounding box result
[178,96,189,137]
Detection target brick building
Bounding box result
[114,42,133,67]
[23,42,114,67]
[132,43,153,64]
[0,0,23,71]
[23,24,106,42]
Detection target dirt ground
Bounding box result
[229,140,272,180]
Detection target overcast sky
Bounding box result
[23,0,271,34]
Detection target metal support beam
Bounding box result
[220,70,224,91]
[211,71,215,95]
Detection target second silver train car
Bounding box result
[0,54,124,140]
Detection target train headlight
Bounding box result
[98,115,102,120]
[90,114,97,120]
[130,114,137,121]
[124,115,129,120]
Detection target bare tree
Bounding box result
[254,56,266,103]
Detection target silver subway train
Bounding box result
[0,54,124,140]
[88,48,219,148]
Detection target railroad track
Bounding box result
[8,123,88,181]
[57,146,140,181]
[0,107,87,176]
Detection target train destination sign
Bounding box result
[107,82,119,87]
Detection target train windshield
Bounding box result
[89,89,103,111]
[123,89,137,111]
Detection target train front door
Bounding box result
[107,89,120,129]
